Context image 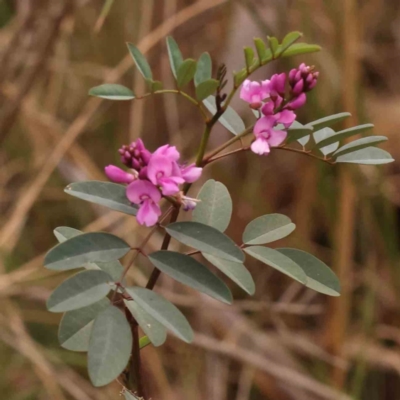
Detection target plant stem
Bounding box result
[202,125,254,164]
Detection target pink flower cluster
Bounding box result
[240,64,319,155]
[105,140,202,227]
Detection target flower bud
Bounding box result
[288,64,319,93]
[105,165,135,184]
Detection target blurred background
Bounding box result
[1,0,400,399]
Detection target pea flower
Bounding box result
[104,165,136,184]
[126,180,162,227]
[147,155,185,196]
[289,63,319,93]
[105,140,203,227]
[240,79,270,109]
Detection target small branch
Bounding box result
[206,147,248,164]
[276,146,336,164]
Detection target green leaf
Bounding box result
[44,232,130,271]
[202,253,255,295]
[194,52,212,86]
[243,214,296,245]
[203,95,245,135]
[244,246,307,284]
[244,46,255,69]
[335,146,394,165]
[124,300,167,347]
[145,78,163,93]
[88,305,132,387]
[148,251,233,304]
[313,124,374,149]
[280,43,321,58]
[89,84,135,100]
[306,112,351,131]
[277,248,340,296]
[233,69,248,87]
[126,287,193,343]
[192,179,232,232]
[195,79,219,101]
[166,36,183,79]
[166,221,244,263]
[126,43,152,79]
[53,227,124,281]
[333,136,388,157]
[176,59,197,88]
[280,31,303,53]
[268,36,279,57]
[313,127,340,155]
[47,270,112,312]
[254,38,271,63]
[285,122,313,144]
[65,181,138,216]
[124,391,138,400]
[54,226,82,243]
[58,298,110,352]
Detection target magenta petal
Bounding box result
[277,110,296,128]
[254,116,276,136]
[261,101,275,116]
[268,129,287,147]
[286,93,306,110]
[136,200,161,227]
[104,165,135,184]
[126,180,161,204]
[181,164,202,183]
[251,138,270,155]
[159,178,180,196]
[147,155,173,185]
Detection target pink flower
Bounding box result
[147,155,184,196]
[119,139,151,171]
[153,144,180,161]
[267,73,286,96]
[240,79,270,109]
[180,164,202,183]
[285,92,306,110]
[105,165,136,184]
[126,180,162,227]
[251,116,288,156]
[288,64,319,93]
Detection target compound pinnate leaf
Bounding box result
[306,112,351,131]
[65,181,138,216]
[126,42,152,79]
[280,43,321,58]
[195,79,219,101]
[47,270,112,312]
[277,248,341,296]
[244,246,307,284]
[203,95,245,135]
[192,179,232,232]
[44,232,130,271]
[333,136,388,157]
[335,146,394,165]
[243,214,296,245]
[126,287,193,343]
[89,84,135,100]
[53,227,124,281]
[88,305,132,387]
[203,253,255,295]
[58,298,110,351]
[124,300,167,347]
[166,36,183,79]
[313,127,340,155]
[313,124,375,149]
[194,52,212,86]
[166,221,244,263]
[148,251,233,304]
[176,59,197,88]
